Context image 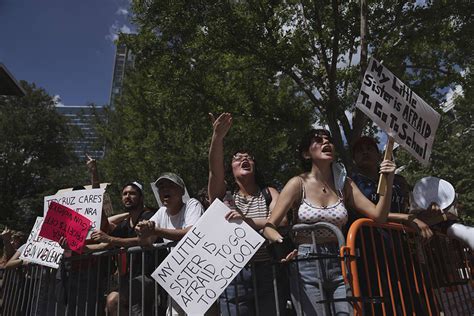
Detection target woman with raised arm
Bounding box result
[208,112,289,316]
[263,129,396,316]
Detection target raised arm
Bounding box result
[4,250,23,269]
[208,113,232,202]
[86,154,100,189]
[0,228,16,261]
[346,159,396,223]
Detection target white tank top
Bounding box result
[296,180,348,239]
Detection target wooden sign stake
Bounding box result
[377,136,395,196]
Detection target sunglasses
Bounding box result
[232,154,254,162]
[312,134,333,144]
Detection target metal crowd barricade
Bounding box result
[3,220,471,316]
[0,242,173,316]
[341,218,474,316]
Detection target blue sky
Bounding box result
[0,0,133,106]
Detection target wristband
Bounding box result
[264,222,278,230]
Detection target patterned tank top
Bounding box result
[296,179,349,239]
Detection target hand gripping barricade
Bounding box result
[341,218,474,316]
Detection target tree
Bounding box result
[100,0,472,210]
[0,82,86,230]
[129,0,471,168]
[397,70,474,223]
[99,49,315,207]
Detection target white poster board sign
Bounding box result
[44,188,105,238]
[356,57,441,165]
[19,217,64,269]
[151,199,265,315]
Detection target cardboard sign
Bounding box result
[19,217,64,269]
[44,188,104,237]
[151,199,265,315]
[356,58,441,165]
[39,202,91,253]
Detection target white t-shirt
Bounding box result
[149,198,203,243]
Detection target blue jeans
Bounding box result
[290,244,351,316]
[220,261,290,316]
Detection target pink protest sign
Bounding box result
[39,202,91,253]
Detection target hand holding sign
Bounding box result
[151,199,264,315]
[39,202,91,253]
[377,136,395,195]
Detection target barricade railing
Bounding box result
[0,242,173,316]
[2,220,471,316]
[341,218,473,316]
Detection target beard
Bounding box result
[124,203,137,211]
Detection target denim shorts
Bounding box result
[289,243,351,316]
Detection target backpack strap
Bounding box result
[261,186,273,207]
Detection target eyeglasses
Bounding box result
[232,154,254,162]
[312,134,333,144]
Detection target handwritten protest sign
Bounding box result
[20,217,64,269]
[39,202,91,253]
[44,188,104,238]
[151,199,265,315]
[356,58,441,165]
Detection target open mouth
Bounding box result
[322,145,332,153]
[241,161,251,170]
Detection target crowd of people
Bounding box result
[1,113,470,316]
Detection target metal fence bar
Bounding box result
[369,227,387,315]
[344,218,473,316]
[0,228,471,316]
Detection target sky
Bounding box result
[0,0,134,106]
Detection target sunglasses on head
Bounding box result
[312,133,333,144]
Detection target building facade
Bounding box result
[55,105,105,159]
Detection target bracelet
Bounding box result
[264,222,278,230]
[442,213,448,221]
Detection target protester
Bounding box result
[135,172,204,316]
[196,186,211,210]
[91,181,157,315]
[0,228,26,268]
[349,135,431,315]
[349,136,432,238]
[263,129,396,316]
[54,156,126,316]
[136,172,203,243]
[208,112,289,316]
[3,231,27,269]
[411,176,474,249]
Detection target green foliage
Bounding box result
[99,0,471,211]
[126,0,471,167]
[100,51,314,208]
[397,70,474,223]
[0,82,87,231]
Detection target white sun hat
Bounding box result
[150,172,190,207]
